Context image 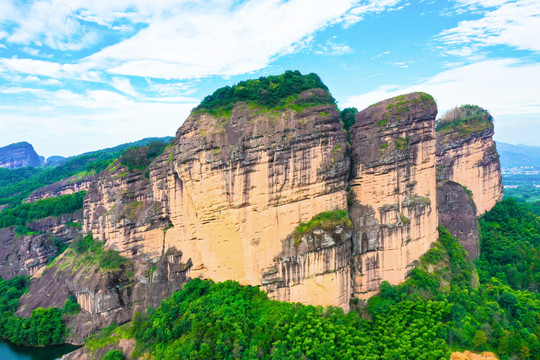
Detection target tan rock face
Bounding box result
[263,224,353,309]
[436,126,503,215]
[84,89,350,307]
[79,89,502,310]
[349,92,439,298]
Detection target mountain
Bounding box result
[497,141,540,169]
[0,72,513,358]
[0,141,42,169]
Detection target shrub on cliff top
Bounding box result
[192,70,334,116]
[436,105,494,140]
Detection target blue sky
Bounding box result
[0,0,539,157]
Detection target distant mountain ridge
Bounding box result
[497,141,540,169]
[0,142,42,169]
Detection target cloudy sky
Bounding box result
[0,0,538,158]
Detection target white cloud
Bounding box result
[314,38,353,55]
[439,0,540,56]
[111,77,139,98]
[340,0,405,27]
[0,1,407,80]
[345,58,540,117]
[0,85,198,157]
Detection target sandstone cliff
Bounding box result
[0,141,42,169]
[436,105,503,215]
[13,77,504,328]
[262,211,353,308]
[16,243,190,344]
[349,92,439,298]
[83,88,350,307]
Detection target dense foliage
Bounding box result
[0,276,77,346]
[477,198,539,292]
[0,191,86,229]
[89,201,539,360]
[340,107,358,131]
[192,70,334,116]
[103,349,126,360]
[0,137,171,208]
[504,185,540,203]
[119,141,168,171]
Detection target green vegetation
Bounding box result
[62,295,81,315]
[339,107,358,131]
[293,210,352,246]
[80,199,539,360]
[119,141,168,172]
[386,95,410,114]
[0,137,171,208]
[0,191,86,229]
[99,249,128,269]
[66,221,82,229]
[192,70,334,116]
[103,349,126,360]
[0,276,77,346]
[477,198,539,292]
[68,233,128,271]
[394,136,409,151]
[504,185,540,203]
[436,105,494,143]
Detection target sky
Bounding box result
[0,0,538,158]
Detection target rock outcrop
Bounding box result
[26,175,95,203]
[262,217,353,309]
[83,88,350,307]
[0,212,82,279]
[436,106,503,215]
[12,75,504,330]
[437,181,480,259]
[348,92,439,298]
[16,246,191,344]
[0,141,42,169]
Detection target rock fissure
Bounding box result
[9,83,503,342]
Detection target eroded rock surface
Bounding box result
[437,181,480,259]
[263,224,353,309]
[349,92,439,298]
[26,175,95,202]
[436,111,503,215]
[84,89,350,306]
[16,247,190,344]
[0,211,82,279]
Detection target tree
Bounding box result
[473,330,487,349]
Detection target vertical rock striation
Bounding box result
[349,92,439,298]
[16,74,505,321]
[84,88,350,306]
[436,105,503,215]
[262,215,353,309]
